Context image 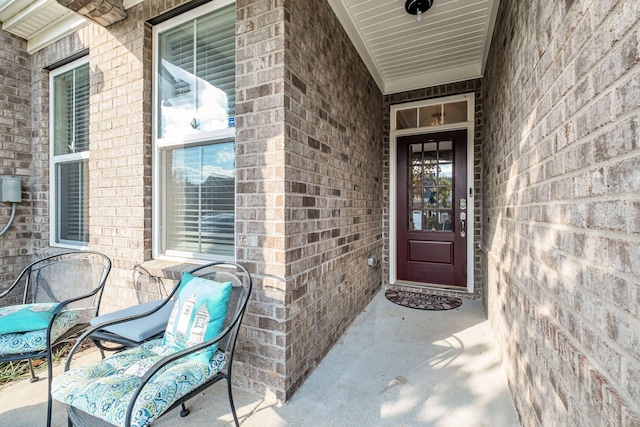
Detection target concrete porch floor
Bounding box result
[0,289,519,426]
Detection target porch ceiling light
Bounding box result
[405,0,434,23]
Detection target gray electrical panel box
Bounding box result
[0,176,22,203]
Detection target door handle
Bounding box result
[460,212,466,237]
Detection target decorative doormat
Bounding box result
[385,289,462,311]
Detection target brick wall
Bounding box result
[12,0,383,404]
[383,80,484,300]
[29,14,153,309]
[483,0,640,425]
[234,0,288,402]
[235,0,384,401]
[20,0,291,403]
[283,0,383,399]
[0,30,32,301]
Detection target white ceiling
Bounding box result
[328,0,500,94]
[0,0,500,94]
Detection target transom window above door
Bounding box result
[395,99,468,130]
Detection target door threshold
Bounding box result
[392,280,469,292]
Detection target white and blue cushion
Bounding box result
[162,273,232,363]
[51,339,227,427]
[0,306,80,355]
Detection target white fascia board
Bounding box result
[481,0,500,73]
[0,0,34,21]
[27,13,88,54]
[123,0,143,9]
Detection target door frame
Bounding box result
[389,93,475,293]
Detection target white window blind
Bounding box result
[53,64,89,155]
[155,2,236,260]
[57,160,89,242]
[157,3,235,139]
[165,142,235,256]
[51,59,90,246]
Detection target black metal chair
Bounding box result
[52,261,253,427]
[0,250,112,427]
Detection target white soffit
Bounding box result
[327,0,501,94]
[0,0,143,54]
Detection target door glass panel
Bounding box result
[407,139,454,233]
[425,188,437,207]
[439,189,453,208]
[410,210,422,230]
[439,140,453,160]
[439,163,453,180]
[438,210,453,230]
[423,142,437,160]
[410,149,422,185]
[424,210,437,230]
[411,188,422,209]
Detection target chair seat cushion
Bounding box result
[51,338,227,427]
[90,299,175,343]
[0,309,81,355]
[0,303,59,335]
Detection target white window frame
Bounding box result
[49,56,91,249]
[152,0,236,262]
[390,93,476,293]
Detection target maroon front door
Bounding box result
[396,130,467,287]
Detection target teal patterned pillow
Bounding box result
[0,303,59,335]
[162,272,232,362]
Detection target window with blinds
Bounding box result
[157,3,235,139]
[155,1,236,260]
[50,59,90,246]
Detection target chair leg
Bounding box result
[180,403,190,417]
[28,359,39,382]
[46,352,53,427]
[92,339,106,360]
[226,377,239,427]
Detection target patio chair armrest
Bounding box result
[148,311,243,378]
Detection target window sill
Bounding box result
[137,259,202,281]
